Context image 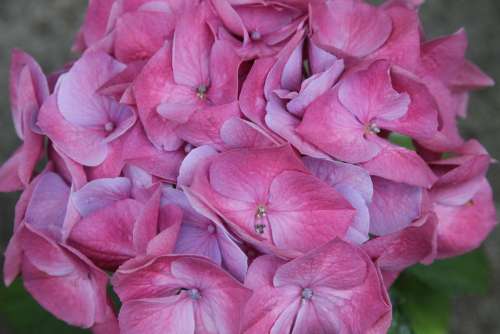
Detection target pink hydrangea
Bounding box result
[1,0,497,333]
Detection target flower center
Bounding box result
[104,122,115,132]
[256,205,267,219]
[254,223,266,234]
[301,288,313,300]
[184,143,194,154]
[250,31,262,41]
[365,122,381,135]
[188,288,201,300]
[196,84,208,100]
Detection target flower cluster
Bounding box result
[1,0,497,333]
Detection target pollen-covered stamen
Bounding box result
[196,84,208,100]
[255,223,266,234]
[184,143,194,154]
[250,31,262,41]
[104,122,115,132]
[365,122,381,135]
[188,288,201,300]
[301,288,313,300]
[256,205,267,219]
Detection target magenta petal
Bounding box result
[69,199,142,269]
[265,97,330,159]
[379,68,439,140]
[20,226,109,328]
[267,171,355,254]
[208,40,241,104]
[239,57,276,129]
[146,204,182,256]
[311,0,392,58]
[361,137,437,188]
[304,157,373,243]
[175,102,241,149]
[118,296,195,334]
[287,59,344,116]
[57,50,127,128]
[37,95,109,166]
[9,49,49,137]
[133,43,184,151]
[369,177,422,236]
[297,89,381,163]
[338,60,410,123]
[114,10,174,63]
[72,177,131,217]
[172,4,212,87]
[363,213,438,274]
[24,172,70,241]
[435,179,497,258]
[220,117,277,149]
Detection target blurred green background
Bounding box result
[0,1,499,333]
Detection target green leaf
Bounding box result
[407,248,491,295]
[388,294,414,334]
[392,274,451,334]
[388,133,415,150]
[0,279,89,333]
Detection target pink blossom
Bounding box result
[429,141,497,258]
[211,0,307,58]
[0,0,497,331]
[0,50,48,191]
[68,177,181,269]
[183,145,355,257]
[112,255,251,334]
[242,239,391,333]
[3,172,117,330]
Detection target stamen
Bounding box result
[184,143,194,154]
[255,224,266,235]
[256,205,267,219]
[302,288,313,300]
[188,288,201,300]
[196,84,208,100]
[104,122,115,132]
[250,31,262,41]
[365,122,381,135]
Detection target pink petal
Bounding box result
[338,60,410,123]
[363,213,438,273]
[114,11,174,63]
[72,177,131,217]
[379,68,439,140]
[57,50,127,128]
[37,95,109,166]
[24,172,70,241]
[310,0,392,58]
[208,40,241,104]
[368,177,422,236]
[118,296,195,334]
[175,102,241,149]
[435,179,497,258]
[9,49,49,138]
[267,171,355,254]
[220,117,277,149]
[297,89,381,163]
[172,4,212,87]
[368,5,422,70]
[133,43,184,151]
[361,138,437,188]
[69,199,142,269]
